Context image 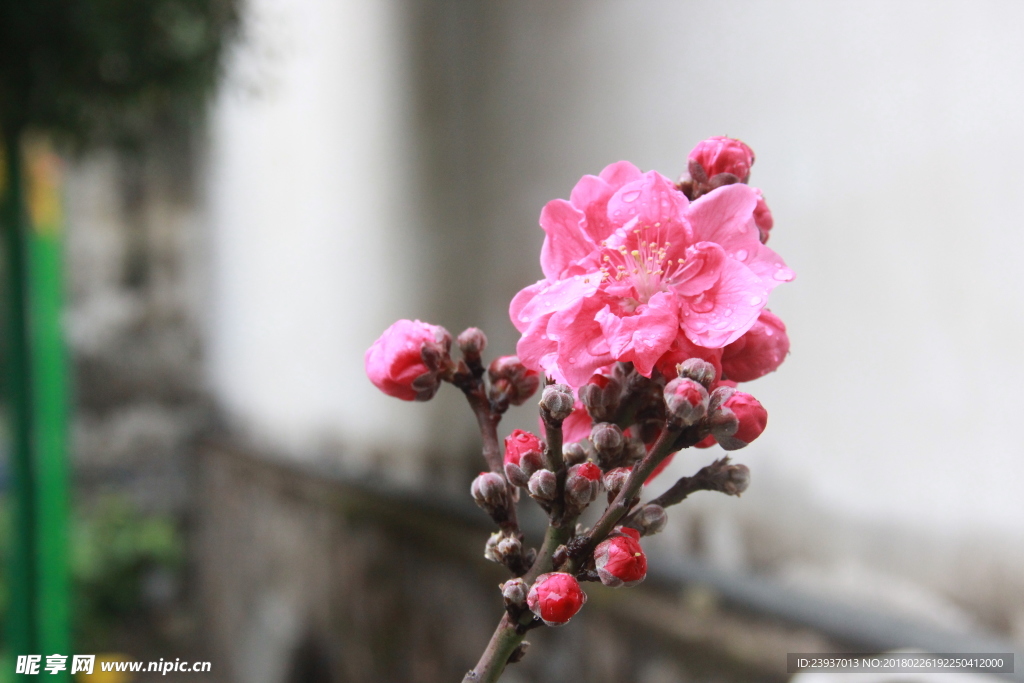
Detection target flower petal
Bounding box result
[681,257,767,348]
[540,199,597,279]
[594,291,679,377]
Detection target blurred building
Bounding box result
[60,0,1024,681]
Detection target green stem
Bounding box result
[461,614,526,683]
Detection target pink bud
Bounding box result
[488,356,540,406]
[636,504,668,535]
[663,377,709,426]
[715,392,768,451]
[688,136,755,183]
[590,422,624,458]
[504,430,544,467]
[753,188,774,243]
[721,309,789,383]
[457,327,488,358]
[602,467,632,498]
[594,528,647,587]
[502,578,528,607]
[364,319,451,401]
[565,462,603,507]
[527,573,587,626]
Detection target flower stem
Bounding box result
[461,613,526,683]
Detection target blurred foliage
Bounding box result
[0,0,239,149]
[0,495,183,647]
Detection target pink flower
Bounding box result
[594,527,647,587]
[365,319,451,401]
[721,309,789,382]
[511,161,792,387]
[527,573,587,626]
[688,136,755,183]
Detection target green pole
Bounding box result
[25,139,71,673]
[2,132,70,680]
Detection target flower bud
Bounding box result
[484,530,521,564]
[590,422,624,459]
[594,528,647,588]
[663,377,709,427]
[603,467,632,499]
[503,430,544,487]
[457,327,487,359]
[688,136,755,184]
[471,472,508,512]
[708,385,736,413]
[562,441,589,466]
[527,469,557,501]
[565,462,602,507]
[540,384,575,421]
[635,504,668,536]
[712,392,767,450]
[578,375,621,421]
[754,188,773,243]
[364,319,452,401]
[722,464,751,496]
[677,357,718,389]
[527,573,587,626]
[502,578,528,608]
[488,356,540,406]
[721,310,789,382]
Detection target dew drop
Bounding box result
[765,329,774,336]
[622,190,641,203]
[520,314,529,322]
[725,308,733,316]
[714,320,728,330]
[735,249,748,260]
[773,269,790,281]
[568,357,577,364]
[749,296,762,306]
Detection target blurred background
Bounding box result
[3,1,1024,682]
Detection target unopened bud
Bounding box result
[688,136,755,184]
[565,462,602,507]
[527,469,557,501]
[457,327,488,359]
[677,358,717,389]
[484,530,521,564]
[562,441,588,466]
[722,464,751,495]
[594,527,647,588]
[603,467,632,498]
[636,504,668,535]
[527,573,587,626]
[504,430,544,487]
[496,534,522,559]
[663,377,709,427]
[540,384,575,421]
[502,577,528,607]
[590,422,624,458]
[471,472,508,512]
[488,355,540,406]
[708,385,736,412]
[578,375,621,421]
[711,392,766,451]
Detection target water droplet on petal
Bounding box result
[520,314,529,322]
[545,300,553,307]
[714,320,728,330]
[622,190,641,203]
[749,296,762,306]
[765,329,774,336]
[725,308,733,315]
[735,249,748,260]
[568,357,577,364]
[773,269,790,281]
